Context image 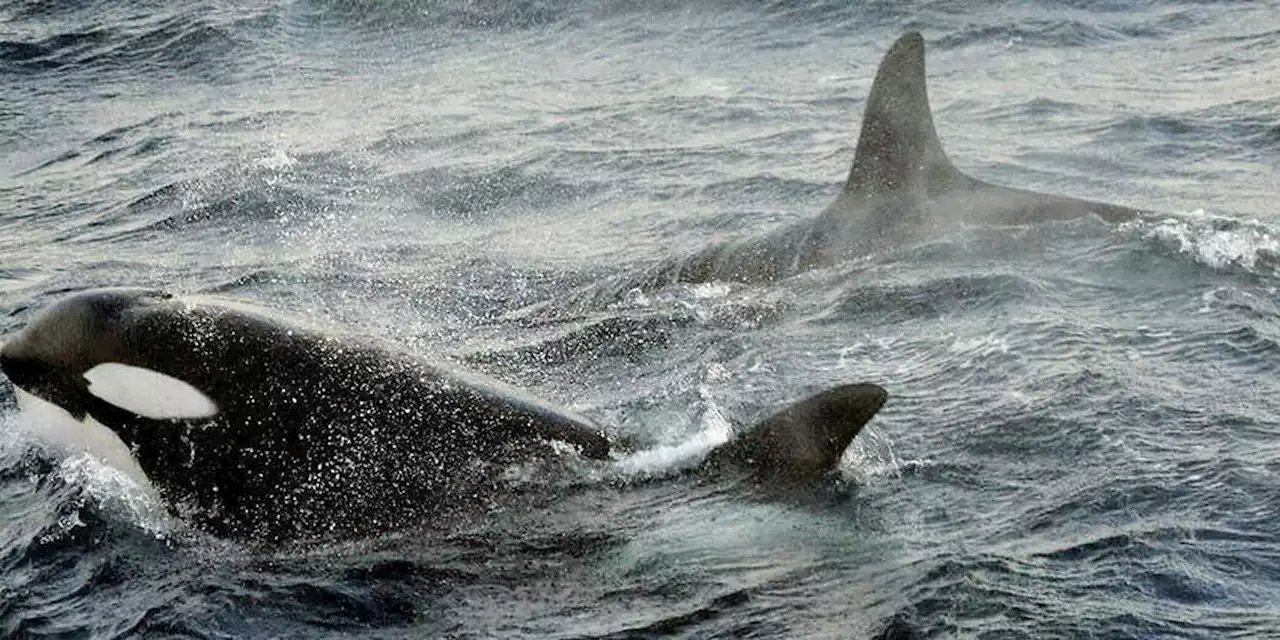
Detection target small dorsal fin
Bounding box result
[703,383,888,485]
[842,32,962,199]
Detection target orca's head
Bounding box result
[1,288,219,422]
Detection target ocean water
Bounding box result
[2,0,1279,637]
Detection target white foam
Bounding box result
[55,452,170,535]
[613,386,734,478]
[1128,212,1280,274]
[689,282,732,300]
[258,146,296,171]
[83,362,218,420]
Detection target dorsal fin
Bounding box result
[842,32,963,199]
[703,383,888,485]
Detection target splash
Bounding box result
[5,393,172,537]
[55,453,173,537]
[613,385,734,479]
[839,426,913,482]
[1127,211,1280,275]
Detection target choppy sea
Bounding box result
[3,1,1279,637]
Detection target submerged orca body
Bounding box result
[638,31,1144,287]
[0,288,887,543]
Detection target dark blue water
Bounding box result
[3,1,1279,637]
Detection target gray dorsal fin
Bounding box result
[842,31,963,199]
[704,383,888,485]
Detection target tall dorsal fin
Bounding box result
[842,32,963,199]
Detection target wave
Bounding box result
[386,164,606,220]
[292,0,902,34]
[296,0,580,31]
[1129,324,1280,374]
[14,113,179,180]
[0,12,250,78]
[73,150,374,243]
[0,428,175,637]
[812,273,1036,327]
[1125,213,1280,277]
[467,313,683,371]
[889,503,1280,636]
[1090,97,1280,164]
[935,20,1134,49]
[693,174,833,207]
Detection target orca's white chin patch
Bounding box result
[83,362,219,420]
[12,387,154,489]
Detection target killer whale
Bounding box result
[629,31,1145,288]
[0,288,887,543]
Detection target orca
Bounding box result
[634,31,1145,287]
[0,288,887,543]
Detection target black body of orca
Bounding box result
[1,288,887,543]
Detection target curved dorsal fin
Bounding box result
[703,383,888,485]
[842,32,963,199]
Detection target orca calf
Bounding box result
[0,288,887,543]
[637,31,1145,287]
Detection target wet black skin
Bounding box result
[1,289,888,544]
[1,289,612,542]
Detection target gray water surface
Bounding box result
[2,1,1279,637]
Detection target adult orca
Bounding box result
[0,288,887,544]
[633,31,1145,287]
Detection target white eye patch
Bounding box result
[83,362,219,420]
